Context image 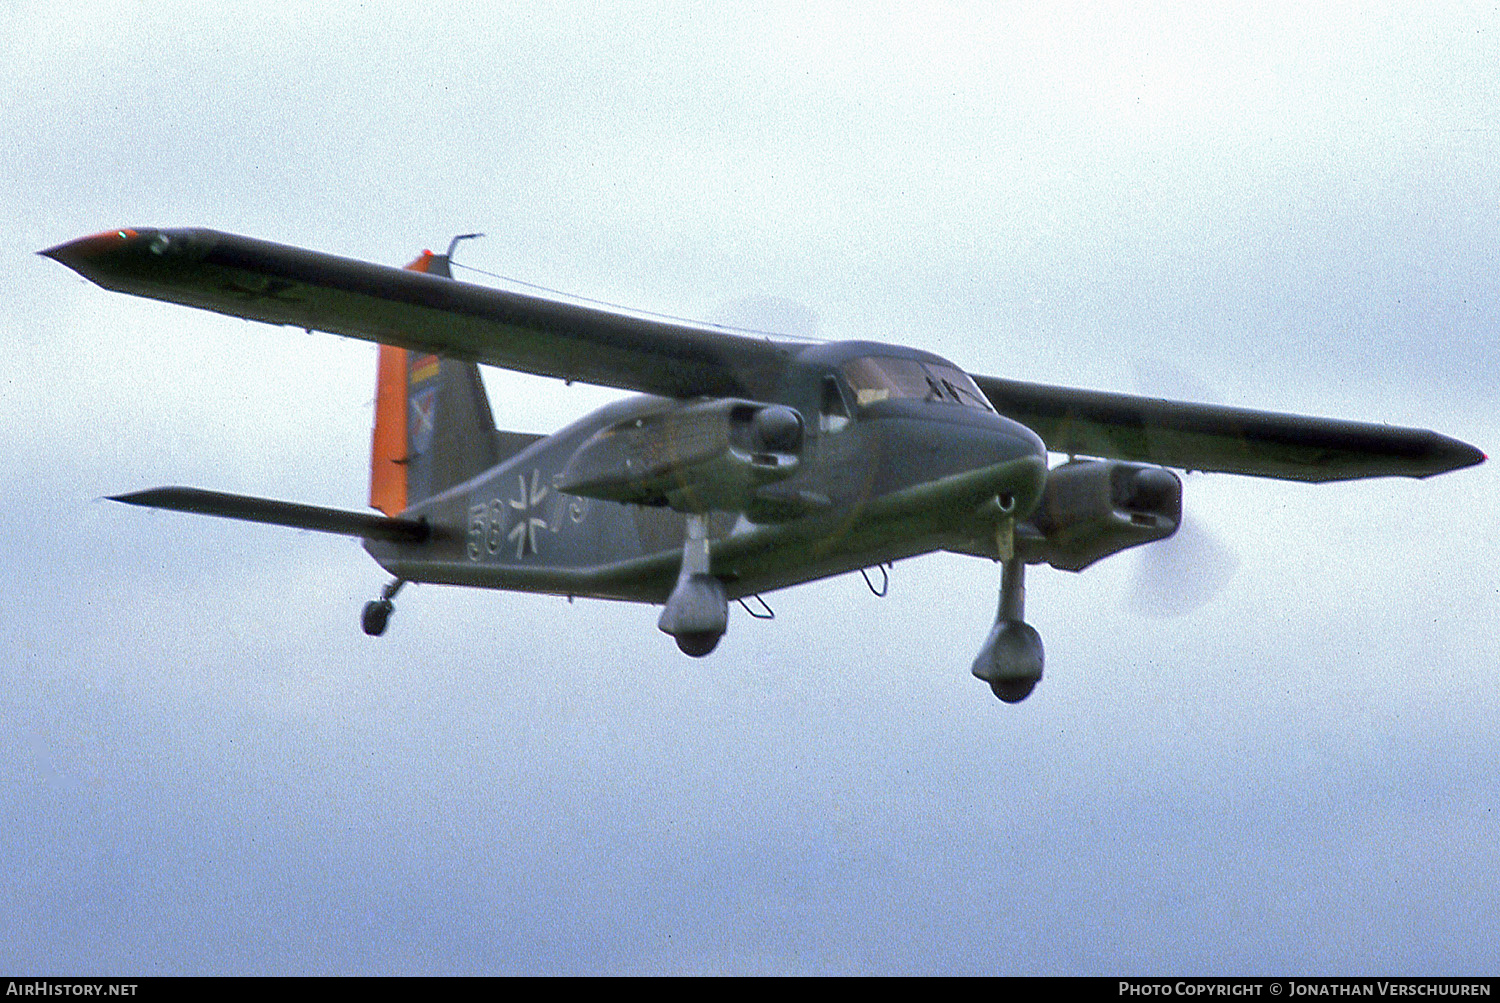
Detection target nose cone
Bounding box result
[996,413,1048,465]
[928,409,1048,472]
[871,405,1049,516]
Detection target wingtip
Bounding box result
[38,240,82,267]
[108,488,160,506]
[39,229,148,273]
[1426,437,1486,477]
[1456,438,1486,469]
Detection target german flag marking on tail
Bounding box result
[410,354,440,384]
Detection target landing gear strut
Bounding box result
[362,578,405,637]
[658,513,728,656]
[971,558,1044,703]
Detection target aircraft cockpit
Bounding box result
[838,355,994,412]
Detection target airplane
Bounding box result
[41,227,1485,703]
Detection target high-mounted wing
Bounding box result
[974,375,1483,482]
[44,228,1481,483]
[41,228,793,400]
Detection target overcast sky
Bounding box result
[3,1,1497,975]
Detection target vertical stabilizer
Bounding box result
[368,248,501,515]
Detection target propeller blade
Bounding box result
[1126,357,1239,616]
[1128,513,1239,617]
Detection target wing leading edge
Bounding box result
[41,228,794,400]
[975,375,1483,482]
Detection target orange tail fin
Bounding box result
[369,248,505,515]
[367,250,443,516]
[369,341,410,517]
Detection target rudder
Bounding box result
[369,248,502,515]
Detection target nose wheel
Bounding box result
[972,558,1044,702]
[361,578,405,637]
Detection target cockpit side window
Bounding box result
[820,375,851,433]
[840,356,933,406]
[838,356,993,412]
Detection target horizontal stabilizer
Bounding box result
[110,487,429,543]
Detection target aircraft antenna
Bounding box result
[448,258,828,343]
[445,233,484,263]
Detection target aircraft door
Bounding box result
[811,372,877,516]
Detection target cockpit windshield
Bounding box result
[839,356,994,412]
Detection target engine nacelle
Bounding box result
[557,398,804,514]
[1022,460,1181,571]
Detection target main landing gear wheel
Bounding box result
[658,513,729,658]
[362,599,393,637]
[674,631,722,657]
[990,677,1039,704]
[361,578,405,637]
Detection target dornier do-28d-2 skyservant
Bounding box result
[43,228,1484,703]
